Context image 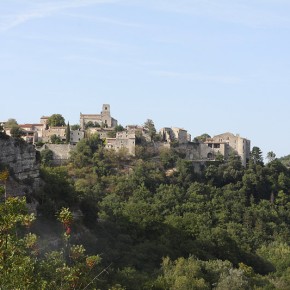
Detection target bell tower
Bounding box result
[101,104,112,127]
[102,104,111,116]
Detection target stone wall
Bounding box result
[176,142,202,160]
[39,144,74,165]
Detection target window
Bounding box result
[214,144,220,149]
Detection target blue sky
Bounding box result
[1,0,290,158]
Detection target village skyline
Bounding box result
[1,1,290,158]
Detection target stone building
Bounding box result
[70,129,85,144]
[204,132,251,166]
[126,125,151,142]
[41,127,85,145]
[160,127,191,144]
[105,131,136,155]
[19,124,45,143]
[41,126,67,143]
[80,104,118,129]
[40,116,49,128]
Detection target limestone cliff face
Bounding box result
[0,137,40,196]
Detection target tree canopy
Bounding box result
[4,118,18,128]
[143,119,157,141]
[47,114,65,127]
[3,138,290,288]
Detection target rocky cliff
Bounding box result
[0,136,40,196]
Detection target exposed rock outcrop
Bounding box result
[0,137,40,196]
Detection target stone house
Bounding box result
[204,132,251,166]
[41,126,67,143]
[19,124,45,143]
[105,131,136,155]
[70,130,85,144]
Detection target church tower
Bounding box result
[101,104,112,127]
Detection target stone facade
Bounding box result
[204,132,251,166]
[172,132,250,167]
[105,131,136,155]
[70,130,85,144]
[126,125,151,142]
[39,144,74,165]
[160,127,191,144]
[40,116,49,127]
[80,104,118,129]
[41,126,67,143]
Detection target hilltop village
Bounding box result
[4,105,290,289]
[1,104,251,166]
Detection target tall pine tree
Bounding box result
[66,122,70,144]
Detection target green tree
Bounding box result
[159,147,178,169]
[4,118,18,128]
[144,119,156,141]
[70,134,104,167]
[38,208,103,290]
[107,131,116,138]
[155,256,210,290]
[51,134,62,144]
[47,114,65,127]
[70,124,80,130]
[65,122,70,144]
[266,151,276,163]
[250,146,264,166]
[9,124,24,138]
[85,121,100,129]
[278,154,290,167]
[115,124,125,132]
[36,166,76,218]
[0,197,42,289]
[40,148,54,166]
[194,133,211,142]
